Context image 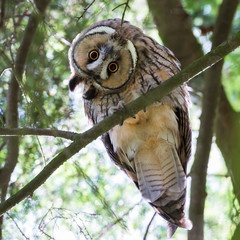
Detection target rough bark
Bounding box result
[146,0,204,104]
[0,34,239,216]
[216,89,240,200]
[216,88,240,239]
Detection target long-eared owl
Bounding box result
[68,18,192,237]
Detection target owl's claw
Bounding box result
[109,100,126,126]
[109,101,136,125]
[139,84,152,95]
[109,100,125,114]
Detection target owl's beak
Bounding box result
[82,84,98,100]
[102,46,113,60]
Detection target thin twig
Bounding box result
[121,0,130,27]
[54,33,71,46]
[95,200,141,239]
[76,0,96,21]
[112,1,130,28]
[143,212,157,240]
[6,213,30,240]
[112,2,126,11]
[0,127,79,141]
[74,161,127,230]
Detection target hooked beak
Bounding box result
[83,84,98,100]
[102,46,113,60]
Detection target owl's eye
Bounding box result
[89,50,99,61]
[108,62,118,73]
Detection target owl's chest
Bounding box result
[108,102,180,160]
[84,81,143,124]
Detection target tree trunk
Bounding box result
[146,0,203,68]
[189,0,238,237]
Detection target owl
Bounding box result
[68,18,192,237]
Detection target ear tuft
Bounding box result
[69,75,82,91]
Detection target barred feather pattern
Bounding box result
[68,18,192,237]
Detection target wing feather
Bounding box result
[134,138,186,204]
[101,133,138,186]
[174,106,192,173]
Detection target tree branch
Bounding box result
[0,128,79,141]
[0,33,239,216]
[76,0,96,21]
[143,213,157,240]
[188,1,239,240]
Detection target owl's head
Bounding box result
[68,19,138,99]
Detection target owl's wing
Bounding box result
[174,105,192,173]
[101,133,138,187]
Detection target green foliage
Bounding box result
[222,48,240,111]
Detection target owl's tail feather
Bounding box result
[167,217,192,238]
[152,202,192,238]
[167,222,178,238]
[166,213,192,238]
[167,218,193,237]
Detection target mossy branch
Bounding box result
[0,31,239,216]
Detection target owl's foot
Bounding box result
[109,100,126,126]
[109,100,125,114]
[139,83,152,95]
[109,101,136,125]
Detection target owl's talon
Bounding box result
[109,100,126,126]
[109,100,126,114]
[139,88,145,95]
[147,83,152,92]
[139,84,152,95]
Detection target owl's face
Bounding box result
[69,25,137,97]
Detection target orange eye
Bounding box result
[108,62,118,73]
[89,50,99,61]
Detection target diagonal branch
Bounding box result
[0,32,239,216]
